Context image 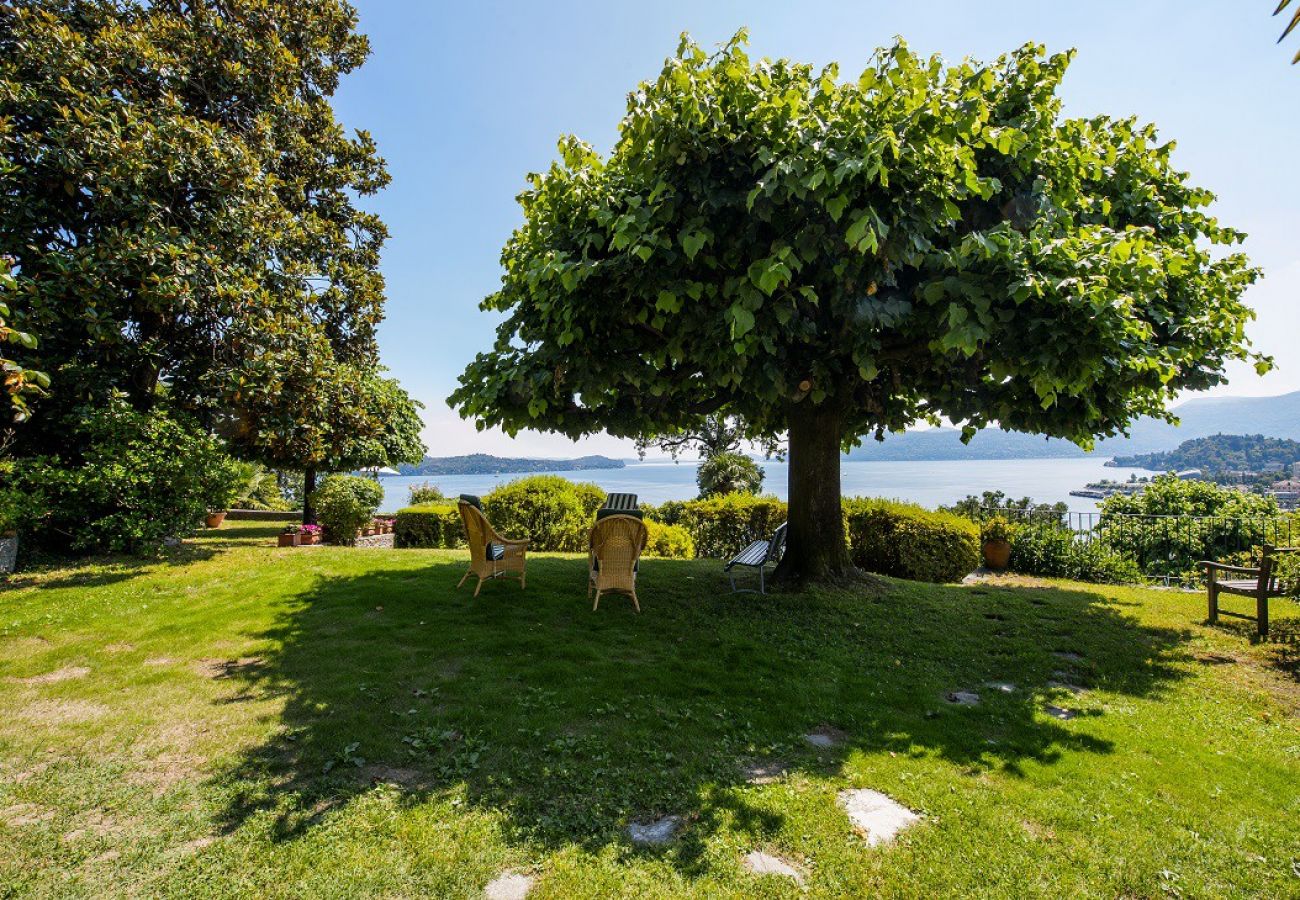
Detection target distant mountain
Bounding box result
[1111,434,1300,473]
[843,391,1300,461]
[395,453,625,476]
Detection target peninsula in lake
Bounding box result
[395,454,625,476]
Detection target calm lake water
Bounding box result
[377,457,1144,514]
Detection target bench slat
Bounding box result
[727,540,770,568]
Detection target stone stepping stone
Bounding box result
[742,759,789,785]
[484,872,534,900]
[742,850,804,884]
[1052,651,1084,663]
[1044,705,1079,720]
[838,789,920,847]
[945,690,980,706]
[1047,680,1087,695]
[985,681,1016,694]
[803,725,846,748]
[627,815,680,846]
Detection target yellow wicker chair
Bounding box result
[456,499,528,597]
[588,513,648,612]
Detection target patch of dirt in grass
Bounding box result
[1,803,55,827]
[1022,819,1056,841]
[357,764,426,788]
[19,699,109,725]
[103,643,135,653]
[127,750,203,795]
[63,809,132,843]
[194,657,264,680]
[740,758,789,784]
[142,656,176,667]
[11,665,91,684]
[7,759,51,783]
[3,635,52,656]
[173,835,216,855]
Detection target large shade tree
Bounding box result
[452,33,1267,582]
[0,0,389,453]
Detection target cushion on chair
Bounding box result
[459,494,483,511]
[486,542,505,561]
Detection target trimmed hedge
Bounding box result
[481,475,603,553]
[646,494,787,559]
[394,503,462,549]
[644,520,694,558]
[845,498,979,583]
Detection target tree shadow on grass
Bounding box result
[206,555,1191,876]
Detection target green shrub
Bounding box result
[394,503,462,549]
[1009,523,1141,584]
[407,481,445,505]
[12,403,243,555]
[0,460,40,535]
[644,520,694,558]
[696,452,764,498]
[679,493,787,558]
[1274,551,1300,597]
[482,475,603,553]
[645,499,688,526]
[845,498,979,583]
[313,474,384,544]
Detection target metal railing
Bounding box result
[976,507,1298,586]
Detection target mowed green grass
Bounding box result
[1,523,1298,898]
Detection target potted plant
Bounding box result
[205,510,227,529]
[980,516,1013,571]
[278,524,301,548]
[299,523,322,545]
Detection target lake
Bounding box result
[377,457,1145,514]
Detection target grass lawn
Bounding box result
[1,522,1298,898]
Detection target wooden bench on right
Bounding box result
[1202,544,1298,637]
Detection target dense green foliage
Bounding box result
[845,499,980,583]
[1008,523,1142,584]
[644,519,695,558]
[1,0,397,448]
[450,32,1264,579]
[635,413,780,461]
[479,476,605,553]
[312,475,384,544]
[664,494,788,559]
[393,503,462,549]
[1099,474,1285,578]
[407,482,446,505]
[695,452,765,498]
[10,401,243,554]
[1111,433,1300,475]
[0,266,48,424]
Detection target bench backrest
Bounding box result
[766,522,788,565]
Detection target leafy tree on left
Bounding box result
[0,0,394,431]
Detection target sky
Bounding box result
[331,0,1300,459]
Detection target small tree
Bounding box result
[635,413,780,461]
[696,452,764,498]
[452,34,1266,582]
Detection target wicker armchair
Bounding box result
[588,513,648,612]
[456,498,528,597]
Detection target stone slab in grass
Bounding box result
[627,815,681,846]
[484,872,534,900]
[803,725,847,748]
[838,789,920,847]
[743,850,804,884]
[985,681,1016,694]
[1048,680,1087,695]
[1052,651,1084,663]
[1044,704,1079,720]
[945,690,980,706]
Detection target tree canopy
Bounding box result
[451,33,1267,580]
[0,0,390,451]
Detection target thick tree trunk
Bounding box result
[302,468,318,526]
[772,402,855,584]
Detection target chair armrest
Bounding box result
[1200,561,1260,576]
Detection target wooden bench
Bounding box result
[1202,545,1298,637]
[725,523,787,594]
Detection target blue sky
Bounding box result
[332,1,1300,458]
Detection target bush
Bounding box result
[232,464,292,510]
[644,520,694,558]
[1009,523,1141,584]
[407,481,445,505]
[12,403,243,555]
[845,498,979,583]
[696,452,764,498]
[482,476,604,552]
[678,493,787,558]
[645,499,688,527]
[313,474,384,544]
[1274,551,1300,597]
[394,503,462,549]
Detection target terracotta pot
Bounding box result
[205,511,227,528]
[277,533,300,548]
[363,527,374,537]
[982,539,1011,571]
[300,533,317,545]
